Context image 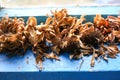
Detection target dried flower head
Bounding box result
[0,9,119,70]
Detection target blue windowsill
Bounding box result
[0,6,120,80]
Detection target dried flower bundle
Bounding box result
[0,15,28,57]
[0,9,120,70]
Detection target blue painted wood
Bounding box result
[0,6,120,17]
[0,6,120,80]
[0,71,120,80]
[0,14,119,72]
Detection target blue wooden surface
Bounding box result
[0,14,119,72]
[0,49,120,72]
[0,6,120,17]
[0,6,120,80]
[0,71,120,80]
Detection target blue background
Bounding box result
[0,6,120,80]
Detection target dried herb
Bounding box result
[0,9,120,70]
[0,15,28,57]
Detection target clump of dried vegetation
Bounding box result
[0,9,120,70]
